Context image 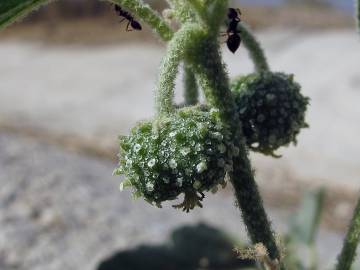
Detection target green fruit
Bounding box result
[231,72,309,156]
[114,106,238,211]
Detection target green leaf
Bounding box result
[289,188,325,245]
[0,0,53,30]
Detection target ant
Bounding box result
[114,4,142,31]
[223,8,242,53]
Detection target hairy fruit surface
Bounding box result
[114,106,239,211]
[231,72,309,156]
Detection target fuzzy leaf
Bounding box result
[0,0,53,30]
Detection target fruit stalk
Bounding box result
[183,65,199,105]
[186,27,284,268]
[237,22,270,72]
[155,23,200,115]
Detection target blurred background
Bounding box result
[0,0,359,269]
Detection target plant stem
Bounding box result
[190,38,238,127]
[166,0,201,108]
[166,0,196,24]
[183,65,199,105]
[155,23,200,116]
[335,196,360,270]
[208,0,229,33]
[186,27,284,268]
[187,0,208,24]
[108,0,173,41]
[166,0,200,108]
[231,151,282,264]
[237,23,270,72]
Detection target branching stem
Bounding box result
[183,23,285,269]
[155,23,201,116]
[166,0,196,24]
[195,46,284,269]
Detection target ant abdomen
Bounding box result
[130,20,142,31]
[227,34,241,53]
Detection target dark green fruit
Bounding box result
[231,72,309,156]
[114,106,239,211]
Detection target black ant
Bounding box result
[223,8,242,53]
[114,4,142,31]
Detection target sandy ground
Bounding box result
[0,132,352,270]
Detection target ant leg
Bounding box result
[126,21,133,32]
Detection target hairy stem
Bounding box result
[232,151,282,264]
[166,1,202,107]
[237,23,270,72]
[183,65,199,105]
[208,0,229,33]
[108,0,173,41]
[156,23,201,116]
[186,0,208,24]
[336,196,360,270]
[185,25,284,268]
[167,0,206,24]
[166,0,196,24]
[189,38,238,127]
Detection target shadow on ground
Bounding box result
[97,223,254,270]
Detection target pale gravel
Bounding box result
[0,132,354,270]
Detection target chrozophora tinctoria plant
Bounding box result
[1,1,360,270]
